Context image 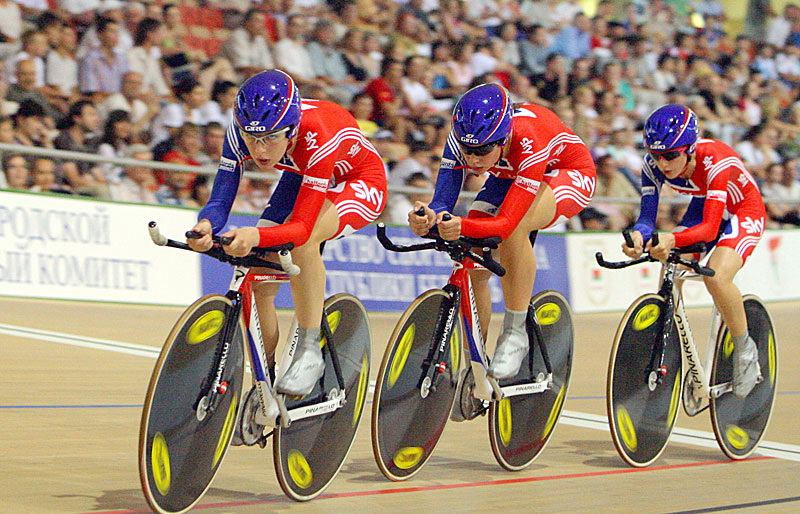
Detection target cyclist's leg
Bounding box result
[706,211,764,397]
[466,176,515,342]
[489,168,594,379]
[274,200,339,395]
[279,162,386,395]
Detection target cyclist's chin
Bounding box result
[253,158,274,168]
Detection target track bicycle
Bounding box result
[138,221,371,510]
[596,231,777,467]
[371,220,573,480]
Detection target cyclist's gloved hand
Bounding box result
[187,219,213,252]
[647,232,675,261]
[408,202,436,237]
[436,211,462,241]
[221,227,260,257]
[621,230,644,258]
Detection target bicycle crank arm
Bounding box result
[709,382,732,398]
[500,373,553,398]
[284,389,346,423]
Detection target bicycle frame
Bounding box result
[642,259,731,403]
[671,266,731,400]
[435,259,554,403]
[147,222,346,429]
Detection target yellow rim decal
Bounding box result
[353,356,369,427]
[151,432,171,496]
[632,304,659,331]
[213,395,238,467]
[388,324,414,389]
[320,310,341,348]
[287,449,313,489]
[542,384,566,440]
[617,406,638,452]
[726,425,749,450]
[769,331,776,385]
[723,332,733,359]
[536,302,561,326]
[450,325,460,371]
[392,446,424,470]
[667,372,680,428]
[186,310,225,344]
[498,398,512,447]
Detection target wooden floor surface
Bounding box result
[1,297,799,514]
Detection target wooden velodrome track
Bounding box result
[2,295,799,514]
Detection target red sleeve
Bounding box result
[256,178,327,248]
[673,166,729,246]
[460,169,542,240]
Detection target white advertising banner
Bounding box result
[567,230,800,313]
[0,191,201,305]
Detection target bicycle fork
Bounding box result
[418,284,462,398]
[195,291,243,421]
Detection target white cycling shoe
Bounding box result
[732,337,761,399]
[487,325,529,381]
[275,340,325,397]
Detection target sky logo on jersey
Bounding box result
[302,175,329,192]
[441,158,455,169]
[742,216,764,235]
[515,175,540,194]
[219,157,236,173]
[642,186,655,195]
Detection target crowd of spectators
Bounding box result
[1,0,800,231]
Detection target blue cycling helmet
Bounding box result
[643,104,699,154]
[234,69,302,138]
[452,83,513,147]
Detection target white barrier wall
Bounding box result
[0,191,201,305]
[566,230,800,313]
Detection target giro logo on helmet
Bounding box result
[244,125,268,132]
[460,136,480,145]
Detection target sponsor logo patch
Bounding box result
[440,158,455,169]
[219,157,236,172]
[707,190,727,202]
[642,186,655,195]
[302,175,329,192]
[514,175,540,194]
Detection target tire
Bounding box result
[371,289,461,481]
[710,295,778,460]
[606,294,682,467]
[489,290,573,471]
[273,293,371,501]
[139,295,246,514]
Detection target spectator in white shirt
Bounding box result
[109,143,158,204]
[221,8,275,78]
[127,17,171,99]
[274,14,315,84]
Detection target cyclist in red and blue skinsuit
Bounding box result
[189,69,386,397]
[411,83,596,381]
[624,104,765,398]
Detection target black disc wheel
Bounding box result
[710,295,777,460]
[273,293,371,501]
[139,295,245,514]
[607,294,682,467]
[371,289,461,481]
[489,291,574,471]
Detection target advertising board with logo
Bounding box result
[0,191,200,305]
[566,231,800,313]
